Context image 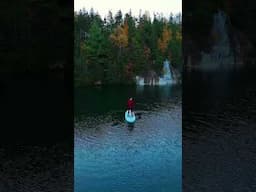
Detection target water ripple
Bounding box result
[75,98,181,192]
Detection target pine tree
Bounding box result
[84,21,106,83]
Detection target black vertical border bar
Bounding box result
[0,0,74,191]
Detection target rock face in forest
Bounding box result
[135,59,180,86]
[199,10,235,70]
[184,10,255,70]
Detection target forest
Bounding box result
[74,9,182,85]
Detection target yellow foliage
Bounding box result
[110,21,129,48]
[158,25,172,53]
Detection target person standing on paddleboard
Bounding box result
[127,97,135,115]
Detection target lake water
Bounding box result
[75,85,182,192]
[183,69,256,191]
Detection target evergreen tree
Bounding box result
[84,21,106,83]
[74,9,182,85]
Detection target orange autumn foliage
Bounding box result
[158,25,172,53]
[109,21,129,48]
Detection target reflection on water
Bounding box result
[75,85,181,192]
[183,70,256,191]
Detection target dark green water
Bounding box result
[75,85,181,192]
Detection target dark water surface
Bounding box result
[75,85,181,192]
[183,69,256,191]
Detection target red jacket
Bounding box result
[127,99,135,109]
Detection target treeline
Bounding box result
[75,8,182,85]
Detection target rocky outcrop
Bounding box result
[199,10,235,71]
[144,70,159,85]
[135,60,180,85]
[184,10,255,71]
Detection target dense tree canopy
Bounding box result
[74,9,182,85]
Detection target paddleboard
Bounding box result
[125,110,136,123]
